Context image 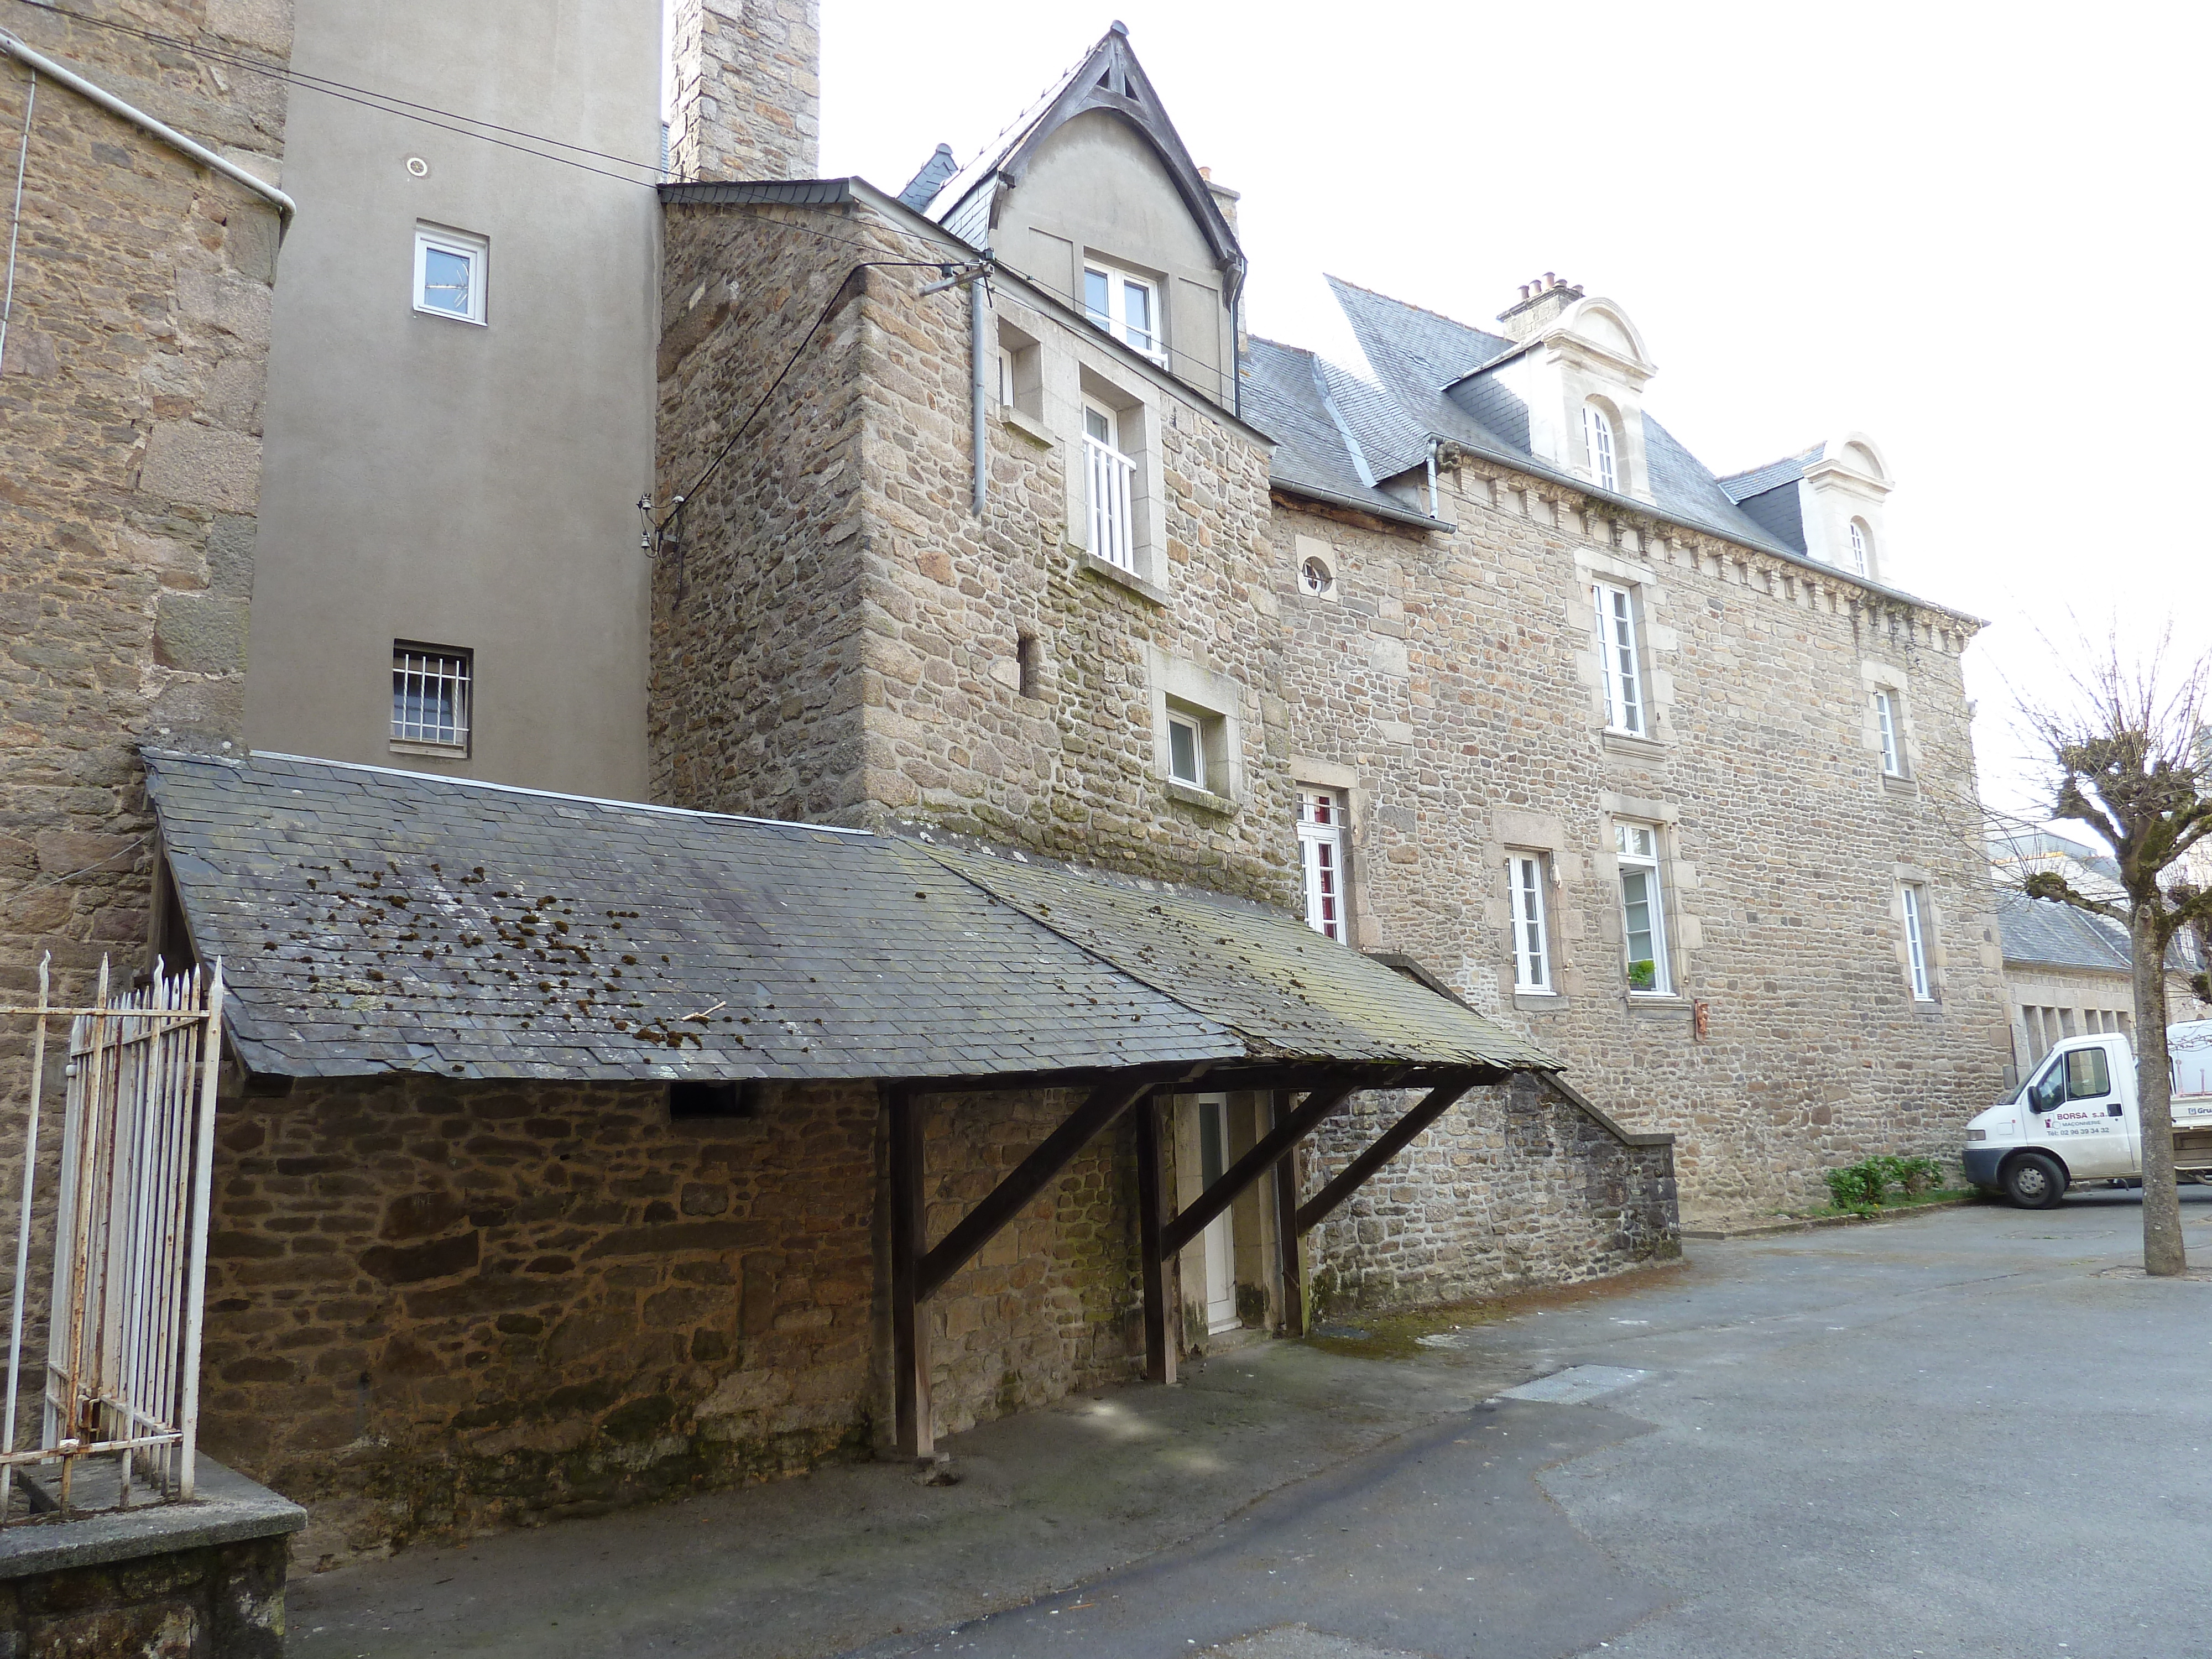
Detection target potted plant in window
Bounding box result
[1627,958,1657,992]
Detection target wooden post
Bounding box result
[1134,1091,1176,1385]
[1270,1089,1304,1337]
[886,1084,932,1457]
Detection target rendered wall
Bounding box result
[245,0,659,799]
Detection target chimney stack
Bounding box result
[1496,271,1584,342]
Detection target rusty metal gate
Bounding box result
[1,955,225,1519]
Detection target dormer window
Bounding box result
[1848,519,1871,576]
[1084,263,1164,363]
[1583,403,1617,493]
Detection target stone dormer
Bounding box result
[1720,431,1894,583]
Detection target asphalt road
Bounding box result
[294,1188,2212,1659]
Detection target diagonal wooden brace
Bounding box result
[1157,1074,1374,1257]
[916,1076,1157,1300]
[1294,1072,1481,1236]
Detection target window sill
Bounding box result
[1624,993,1689,1011]
[389,739,471,760]
[1513,989,1565,1011]
[1600,729,1668,759]
[1881,773,1917,797]
[1165,780,1238,817]
[999,405,1052,447]
[1072,545,1170,607]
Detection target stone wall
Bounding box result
[0,1531,289,1658]
[0,3,291,1008]
[653,196,1296,907]
[1264,472,2011,1223]
[668,0,819,183]
[195,1072,1146,1563]
[1303,1074,1677,1316]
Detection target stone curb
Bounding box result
[1681,1194,1985,1240]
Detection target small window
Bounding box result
[1594,581,1645,736]
[1297,790,1347,942]
[1167,712,1204,787]
[996,347,1015,406]
[1583,404,1617,493]
[414,225,487,325]
[1301,556,1334,597]
[1848,519,1871,576]
[1509,854,1551,993]
[1083,262,1164,362]
[392,644,472,751]
[669,1080,756,1120]
[1875,689,1903,776]
[1902,883,1933,1001]
[1615,822,1670,995]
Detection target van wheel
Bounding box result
[2003,1153,2067,1209]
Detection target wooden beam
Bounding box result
[1134,1091,1175,1385]
[885,1083,932,1458]
[1270,1089,1304,1337]
[1158,1074,1373,1256]
[1295,1073,1478,1237]
[915,1077,1155,1300]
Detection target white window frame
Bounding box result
[1083,262,1165,364]
[413,225,487,325]
[1509,853,1551,993]
[1848,519,1870,575]
[1297,790,1348,942]
[392,643,473,752]
[1875,688,1903,777]
[1083,399,1136,572]
[1903,883,1933,1001]
[1615,822,1671,995]
[1594,581,1646,736]
[1583,404,1618,493]
[1166,709,1205,789]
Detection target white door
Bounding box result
[1196,1095,1239,1333]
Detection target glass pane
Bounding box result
[1084,268,1111,326]
[1623,868,1656,982]
[2065,1047,2111,1098]
[1169,718,1199,785]
[1084,405,1112,445]
[421,247,471,314]
[1123,281,1152,348]
[1616,823,1654,861]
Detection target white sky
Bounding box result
[820,1,2210,823]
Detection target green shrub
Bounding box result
[1823,1154,1945,1213]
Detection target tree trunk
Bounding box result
[2135,908,2187,1276]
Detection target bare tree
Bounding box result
[2014,638,2212,1276]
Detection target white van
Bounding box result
[1964,1020,2212,1207]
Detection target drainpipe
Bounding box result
[0,29,296,237]
[970,273,988,518]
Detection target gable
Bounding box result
[1004,109,1219,281]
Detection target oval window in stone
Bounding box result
[1301,556,1333,596]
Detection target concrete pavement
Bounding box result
[291,1187,2212,1658]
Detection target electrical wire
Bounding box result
[0,61,30,380]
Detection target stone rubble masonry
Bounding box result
[652,195,1297,909]
[1266,472,2012,1223]
[0,2,291,1013]
[195,1065,1667,1561]
[667,0,819,184]
[0,1532,290,1658]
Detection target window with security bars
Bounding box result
[392,645,472,749]
[1297,790,1346,941]
[1509,854,1551,992]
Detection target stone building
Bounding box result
[0,0,2017,1564]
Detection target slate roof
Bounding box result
[1717,446,1822,504]
[1995,891,2132,973]
[1240,337,1443,528]
[143,751,1548,1084]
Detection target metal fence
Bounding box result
[1,955,225,1519]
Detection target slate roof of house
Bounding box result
[1717,446,1823,504]
[1995,891,2133,973]
[1240,337,1443,528]
[143,750,1549,1084]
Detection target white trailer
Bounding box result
[1963,1020,2212,1208]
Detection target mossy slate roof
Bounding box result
[143,752,1551,1084]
